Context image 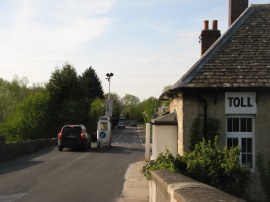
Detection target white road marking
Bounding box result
[137,126,144,145]
[112,129,126,143]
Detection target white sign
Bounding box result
[225,92,256,114]
[106,100,113,116]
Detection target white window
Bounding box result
[226,115,255,172]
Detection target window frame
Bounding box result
[226,115,255,172]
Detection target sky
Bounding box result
[0,0,269,101]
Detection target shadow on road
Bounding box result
[0,146,55,175]
[89,144,145,154]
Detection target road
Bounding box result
[0,125,145,202]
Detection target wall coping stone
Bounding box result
[150,169,245,202]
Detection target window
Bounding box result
[227,117,252,132]
[226,116,255,171]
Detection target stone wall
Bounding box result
[0,138,57,163]
[149,169,245,202]
[169,92,184,155]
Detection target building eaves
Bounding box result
[151,112,177,125]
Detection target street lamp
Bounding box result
[106,73,114,100]
[105,73,114,118]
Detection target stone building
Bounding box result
[160,0,270,200]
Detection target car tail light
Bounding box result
[58,132,62,139]
[80,133,86,139]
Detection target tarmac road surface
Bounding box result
[0,126,145,202]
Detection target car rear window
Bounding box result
[62,126,81,136]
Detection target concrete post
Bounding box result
[145,123,151,161]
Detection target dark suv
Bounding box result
[58,124,91,151]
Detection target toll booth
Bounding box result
[97,116,111,148]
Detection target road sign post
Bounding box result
[106,100,113,117]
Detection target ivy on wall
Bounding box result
[256,153,270,201]
[188,117,221,151]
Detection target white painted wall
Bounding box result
[151,125,178,160]
[145,123,151,161]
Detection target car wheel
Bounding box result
[58,146,63,151]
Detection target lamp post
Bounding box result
[106,73,114,100]
[105,73,114,117]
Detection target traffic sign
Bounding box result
[106,100,113,116]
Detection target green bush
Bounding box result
[143,151,179,179]
[143,137,250,198]
[184,137,249,197]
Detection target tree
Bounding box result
[46,63,80,103]
[79,66,104,101]
[88,98,105,132]
[122,94,140,106]
[0,64,105,142]
[0,90,52,142]
[140,97,158,123]
[109,93,122,118]
[121,94,140,120]
[0,76,30,123]
[162,85,172,92]
[46,63,105,134]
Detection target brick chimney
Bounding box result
[229,0,248,26]
[200,20,221,55]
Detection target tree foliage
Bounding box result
[162,85,172,92]
[0,77,30,122]
[140,97,158,122]
[0,63,105,142]
[106,93,122,127]
[121,94,141,120]
[88,98,105,131]
[0,90,52,142]
[45,63,104,134]
[79,66,104,101]
[46,64,80,103]
[122,94,140,106]
[0,63,161,142]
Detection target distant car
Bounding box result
[117,122,125,129]
[58,124,91,151]
[130,121,137,127]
